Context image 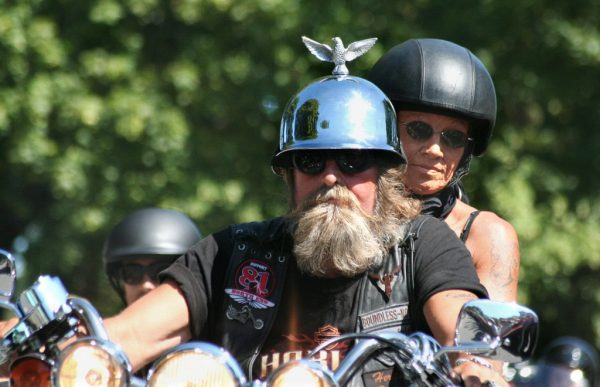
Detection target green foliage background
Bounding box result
[1,0,599,356]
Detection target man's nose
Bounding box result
[141,274,158,289]
[321,159,343,187]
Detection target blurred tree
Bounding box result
[0,0,598,353]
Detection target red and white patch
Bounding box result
[225,259,276,309]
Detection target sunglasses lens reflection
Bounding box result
[293,152,325,175]
[121,263,170,285]
[336,151,372,174]
[406,121,433,140]
[440,131,468,148]
[292,151,374,175]
[405,121,468,149]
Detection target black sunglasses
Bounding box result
[292,150,375,176]
[120,261,171,285]
[401,121,471,149]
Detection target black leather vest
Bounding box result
[215,216,430,382]
[214,218,292,378]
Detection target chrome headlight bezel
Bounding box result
[266,359,338,387]
[146,341,247,387]
[52,336,132,387]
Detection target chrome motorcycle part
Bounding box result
[266,359,338,387]
[10,353,53,387]
[328,331,453,386]
[53,337,131,387]
[436,299,538,363]
[331,332,415,385]
[68,296,109,340]
[146,342,246,387]
[1,275,74,356]
[0,249,17,309]
[18,276,71,331]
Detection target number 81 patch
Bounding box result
[225,259,276,309]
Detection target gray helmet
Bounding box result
[536,337,600,387]
[102,208,202,266]
[368,38,497,158]
[271,36,405,173]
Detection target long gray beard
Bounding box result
[287,184,405,278]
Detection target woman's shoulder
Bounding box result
[413,214,468,248]
[470,210,518,240]
[452,201,517,238]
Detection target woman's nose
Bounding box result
[422,135,444,157]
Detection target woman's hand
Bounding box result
[0,317,18,337]
[0,317,19,378]
[453,356,508,387]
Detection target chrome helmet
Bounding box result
[271,36,405,174]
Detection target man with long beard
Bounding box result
[96,41,509,386]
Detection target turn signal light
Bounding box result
[10,354,52,387]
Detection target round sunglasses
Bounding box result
[401,121,471,149]
[120,261,172,285]
[292,150,375,175]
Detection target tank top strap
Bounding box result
[460,210,481,242]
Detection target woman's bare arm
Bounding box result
[466,211,520,302]
[423,289,477,345]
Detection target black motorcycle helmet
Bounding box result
[536,337,600,386]
[103,208,202,301]
[368,38,497,181]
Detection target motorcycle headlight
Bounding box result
[266,359,338,387]
[10,353,53,387]
[52,337,131,387]
[146,342,246,387]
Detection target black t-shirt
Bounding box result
[161,216,487,379]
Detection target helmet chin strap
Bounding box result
[450,142,474,184]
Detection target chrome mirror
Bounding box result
[0,249,16,305]
[454,300,538,363]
